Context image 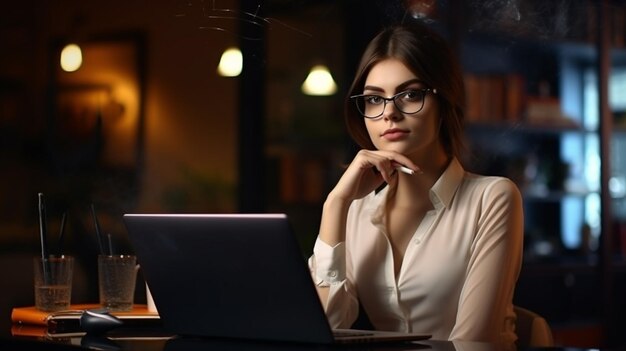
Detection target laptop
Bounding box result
[123,213,430,344]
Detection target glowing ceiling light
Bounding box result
[301,65,337,96]
[217,47,243,77]
[60,43,83,72]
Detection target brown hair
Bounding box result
[345,22,466,159]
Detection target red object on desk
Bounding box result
[11,304,158,326]
[11,304,161,338]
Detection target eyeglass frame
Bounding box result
[349,87,438,119]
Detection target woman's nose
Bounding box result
[382,100,402,121]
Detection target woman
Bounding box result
[308,22,524,345]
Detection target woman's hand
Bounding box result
[318,150,418,247]
[328,149,420,202]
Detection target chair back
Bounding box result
[514,305,554,347]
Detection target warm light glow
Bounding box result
[60,43,83,72]
[217,47,242,77]
[301,65,337,96]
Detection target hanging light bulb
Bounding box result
[301,64,337,96]
[217,47,243,77]
[60,43,83,72]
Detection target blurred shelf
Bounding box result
[466,120,586,135]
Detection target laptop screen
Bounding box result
[123,214,335,344]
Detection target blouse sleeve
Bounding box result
[308,237,359,328]
[449,178,524,344]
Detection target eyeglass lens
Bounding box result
[354,90,427,118]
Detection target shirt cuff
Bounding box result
[312,237,346,286]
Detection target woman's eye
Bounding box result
[401,90,420,101]
[365,96,383,105]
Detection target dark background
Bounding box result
[2,0,626,347]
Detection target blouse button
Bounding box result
[414,238,421,244]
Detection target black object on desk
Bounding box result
[79,310,123,335]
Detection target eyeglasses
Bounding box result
[350,88,437,119]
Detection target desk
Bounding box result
[0,334,588,351]
[0,335,506,351]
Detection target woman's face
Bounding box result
[362,58,441,158]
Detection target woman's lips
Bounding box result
[381,128,409,141]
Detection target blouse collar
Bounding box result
[370,157,465,223]
[429,157,464,209]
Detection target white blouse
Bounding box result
[309,158,524,344]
